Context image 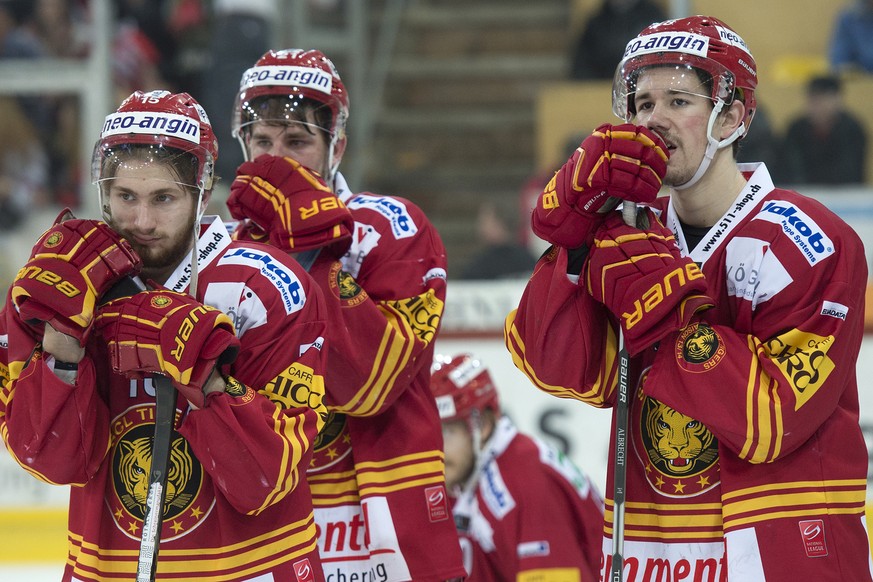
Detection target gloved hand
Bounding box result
[228,155,354,256]
[584,211,714,355]
[532,123,668,249]
[95,288,240,408]
[10,208,142,344]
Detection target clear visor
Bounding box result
[91,140,207,191]
[612,56,736,121]
[232,93,334,140]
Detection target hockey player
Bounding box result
[0,90,331,581]
[226,49,466,581]
[431,353,604,582]
[505,15,873,582]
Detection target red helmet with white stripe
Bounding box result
[233,49,348,145]
[613,15,757,137]
[92,90,217,192]
[431,354,500,422]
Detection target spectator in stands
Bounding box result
[32,0,88,58]
[0,0,51,134]
[115,0,180,87]
[829,0,873,74]
[199,0,274,185]
[776,74,868,185]
[736,104,778,169]
[458,199,537,280]
[0,97,50,230]
[0,0,43,60]
[569,0,665,80]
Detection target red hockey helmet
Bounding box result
[431,354,500,422]
[232,48,349,143]
[92,90,218,192]
[613,15,757,137]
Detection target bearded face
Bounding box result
[104,161,200,284]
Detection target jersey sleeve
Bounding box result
[645,209,867,464]
[504,246,621,408]
[177,248,329,515]
[0,298,112,486]
[310,198,448,416]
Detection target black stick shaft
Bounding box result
[610,201,637,582]
[136,377,177,582]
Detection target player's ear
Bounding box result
[332,135,347,166]
[719,100,745,140]
[480,409,498,442]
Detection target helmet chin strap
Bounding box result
[457,411,488,497]
[188,185,207,298]
[327,133,342,189]
[673,100,746,191]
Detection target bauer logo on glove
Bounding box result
[585,211,714,355]
[96,288,240,408]
[228,154,354,255]
[10,208,142,344]
[532,123,668,249]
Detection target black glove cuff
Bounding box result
[566,244,590,276]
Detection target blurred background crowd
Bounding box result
[1,0,872,286]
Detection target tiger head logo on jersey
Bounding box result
[633,394,720,497]
[109,400,211,541]
[117,436,194,511]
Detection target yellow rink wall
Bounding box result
[0,508,67,563]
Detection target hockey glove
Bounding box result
[95,288,240,408]
[10,208,142,344]
[228,154,354,256]
[585,211,714,355]
[532,123,668,249]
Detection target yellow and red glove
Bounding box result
[95,288,240,407]
[10,208,142,344]
[228,155,353,256]
[532,123,668,249]
[585,211,714,355]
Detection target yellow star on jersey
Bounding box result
[697,475,710,489]
[655,476,665,488]
[114,508,124,520]
[673,481,686,494]
[127,521,139,535]
[190,506,204,520]
[171,520,185,534]
[326,448,339,460]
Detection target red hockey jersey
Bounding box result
[304,174,465,582]
[505,164,873,581]
[1,216,330,581]
[451,417,604,582]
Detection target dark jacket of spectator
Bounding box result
[570,0,666,80]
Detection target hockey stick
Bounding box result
[609,202,645,582]
[99,276,177,582]
[136,376,177,582]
